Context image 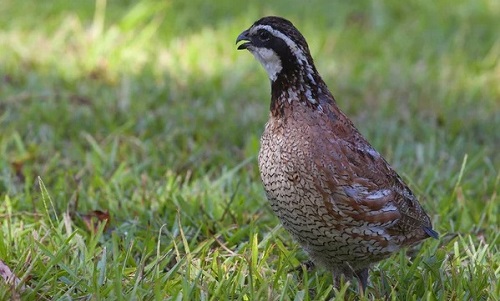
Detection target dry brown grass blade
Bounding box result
[0,259,26,295]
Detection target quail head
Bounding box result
[236,16,438,291]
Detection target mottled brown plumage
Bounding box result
[236,16,437,291]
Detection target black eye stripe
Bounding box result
[258,30,271,41]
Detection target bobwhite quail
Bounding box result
[236,16,438,291]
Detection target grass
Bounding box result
[0,0,499,299]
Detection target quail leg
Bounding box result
[355,268,369,292]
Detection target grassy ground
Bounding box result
[0,0,499,300]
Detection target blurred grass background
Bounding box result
[0,0,499,300]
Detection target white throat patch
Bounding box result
[249,47,282,81]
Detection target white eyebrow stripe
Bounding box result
[251,24,308,65]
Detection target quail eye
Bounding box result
[258,30,271,41]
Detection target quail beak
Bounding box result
[236,30,251,50]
